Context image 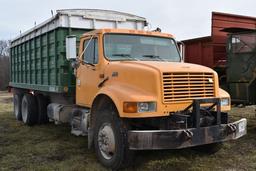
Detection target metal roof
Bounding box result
[57,9,146,21]
[12,9,147,43]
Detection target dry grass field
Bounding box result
[0,91,256,171]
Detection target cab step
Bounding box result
[71,108,90,136]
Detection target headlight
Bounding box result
[221,98,229,106]
[137,102,156,113]
[123,102,156,113]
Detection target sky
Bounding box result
[0,0,256,41]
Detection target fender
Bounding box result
[218,88,230,98]
[94,83,157,118]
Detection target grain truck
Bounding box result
[10,9,247,169]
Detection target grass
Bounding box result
[0,91,256,171]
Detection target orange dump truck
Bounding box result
[10,9,247,169]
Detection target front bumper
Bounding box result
[128,118,247,150]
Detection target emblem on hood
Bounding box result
[208,78,213,83]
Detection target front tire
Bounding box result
[94,109,134,170]
[21,94,38,126]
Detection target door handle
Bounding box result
[98,77,109,88]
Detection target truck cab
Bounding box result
[72,29,231,115]
[66,28,247,169]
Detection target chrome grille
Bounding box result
[162,72,215,103]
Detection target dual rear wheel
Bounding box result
[21,94,38,125]
[13,92,49,125]
[13,94,22,121]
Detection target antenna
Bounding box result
[51,10,54,17]
[34,21,36,27]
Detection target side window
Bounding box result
[83,38,98,64]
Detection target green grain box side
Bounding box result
[10,28,90,95]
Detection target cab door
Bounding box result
[76,37,101,106]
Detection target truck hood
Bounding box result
[105,61,217,96]
[117,61,215,73]
[103,60,219,113]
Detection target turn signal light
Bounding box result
[123,102,137,113]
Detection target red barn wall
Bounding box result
[183,12,256,69]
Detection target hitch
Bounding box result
[227,123,237,133]
[182,130,194,141]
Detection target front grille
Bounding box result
[162,72,215,103]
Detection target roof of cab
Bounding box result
[81,28,174,38]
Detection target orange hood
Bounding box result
[115,61,215,73]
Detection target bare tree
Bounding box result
[0,40,10,57]
[0,40,10,90]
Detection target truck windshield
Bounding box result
[104,34,181,62]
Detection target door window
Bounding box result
[83,38,98,64]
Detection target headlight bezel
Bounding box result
[123,101,157,113]
[221,98,230,106]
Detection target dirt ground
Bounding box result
[0,91,256,171]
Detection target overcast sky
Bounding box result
[0,0,256,40]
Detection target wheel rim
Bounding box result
[22,98,28,123]
[14,96,19,118]
[98,123,116,160]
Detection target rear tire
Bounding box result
[36,94,49,124]
[21,94,38,126]
[13,93,23,121]
[94,108,134,170]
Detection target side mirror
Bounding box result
[177,41,185,62]
[66,35,77,60]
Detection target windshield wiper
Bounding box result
[142,55,166,61]
[82,61,95,67]
[112,54,139,61]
